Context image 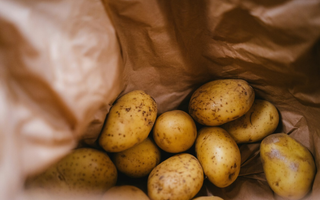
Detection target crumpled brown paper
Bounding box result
[0,0,123,199]
[1,0,320,199]
[105,0,320,199]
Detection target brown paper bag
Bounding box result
[1,0,320,199]
[0,0,123,199]
[104,0,320,199]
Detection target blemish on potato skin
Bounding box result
[261,134,280,145]
[228,172,235,180]
[290,162,299,172]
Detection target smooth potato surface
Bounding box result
[113,137,161,178]
[193,196,224,200]
[195,127,241,188]
[189,79,255,126]
[101,185,149,200]
[99,90,157,152]
[222,99,279,143]
[260,133,316,200]
[153,110,197,153]
[26,148,117,196]
[148,153,204,200]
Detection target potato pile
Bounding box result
[25,80,316,200]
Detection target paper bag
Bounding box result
[0,0,123,199]
[1,0,320,199]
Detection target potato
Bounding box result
[113,137,161,178]
[101,185,149,200]
[193,196,224,200]
[260,133,316,200]
[99,90,157,152]
[148,153,204,200]
[195,127,241,188]
[26,148,117,197]
[189,79,255,126]
[222,99,279,143]
[152,110,197,153]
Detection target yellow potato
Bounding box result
[195,127,241,188]
[113,137,161,178]
[222,99,279,143]
[99,90,157,152]
[189,79,255,126]
[153,110,197,153]
[193,196,224,200]
[148,153,204,200]
[101,185,149,200]
[260,133,316,200]
[26,148,117,197]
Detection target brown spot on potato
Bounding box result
[125,108,131,112]
[228,172,235,180]
[270,114,274,120]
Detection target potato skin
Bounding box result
[193,196,224,200]
[222,99,279,143]
[195,127,241,188]
[99,90,157,152]
[26,148,117,196]
[148,153,204,200]
[113,137,161,178]
[153,110,197,153]
[260,133,316,200]
[189,79,255,126]
[101,185,149,200]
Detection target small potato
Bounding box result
[222,99,279,143]
[195,127,241,188]
[113,137,161,178]
[260,133,316,200]
[101,185,149,200]
[148,153,204,200]
[99,90,157,152]
[189,79,255,126]
[193,196,224,200]
[153,110,197,153]
[26,148,117,197]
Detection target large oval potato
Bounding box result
[99,90,157,152]
[222,99,279,143]
[153,110,197,153]
[189,79,255,126]
[148,153,204,200]
[195,127,241,188]
[26,148,117,197]
[260,133,316,200]
[101,185,149,200]
[113,137,161,178]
